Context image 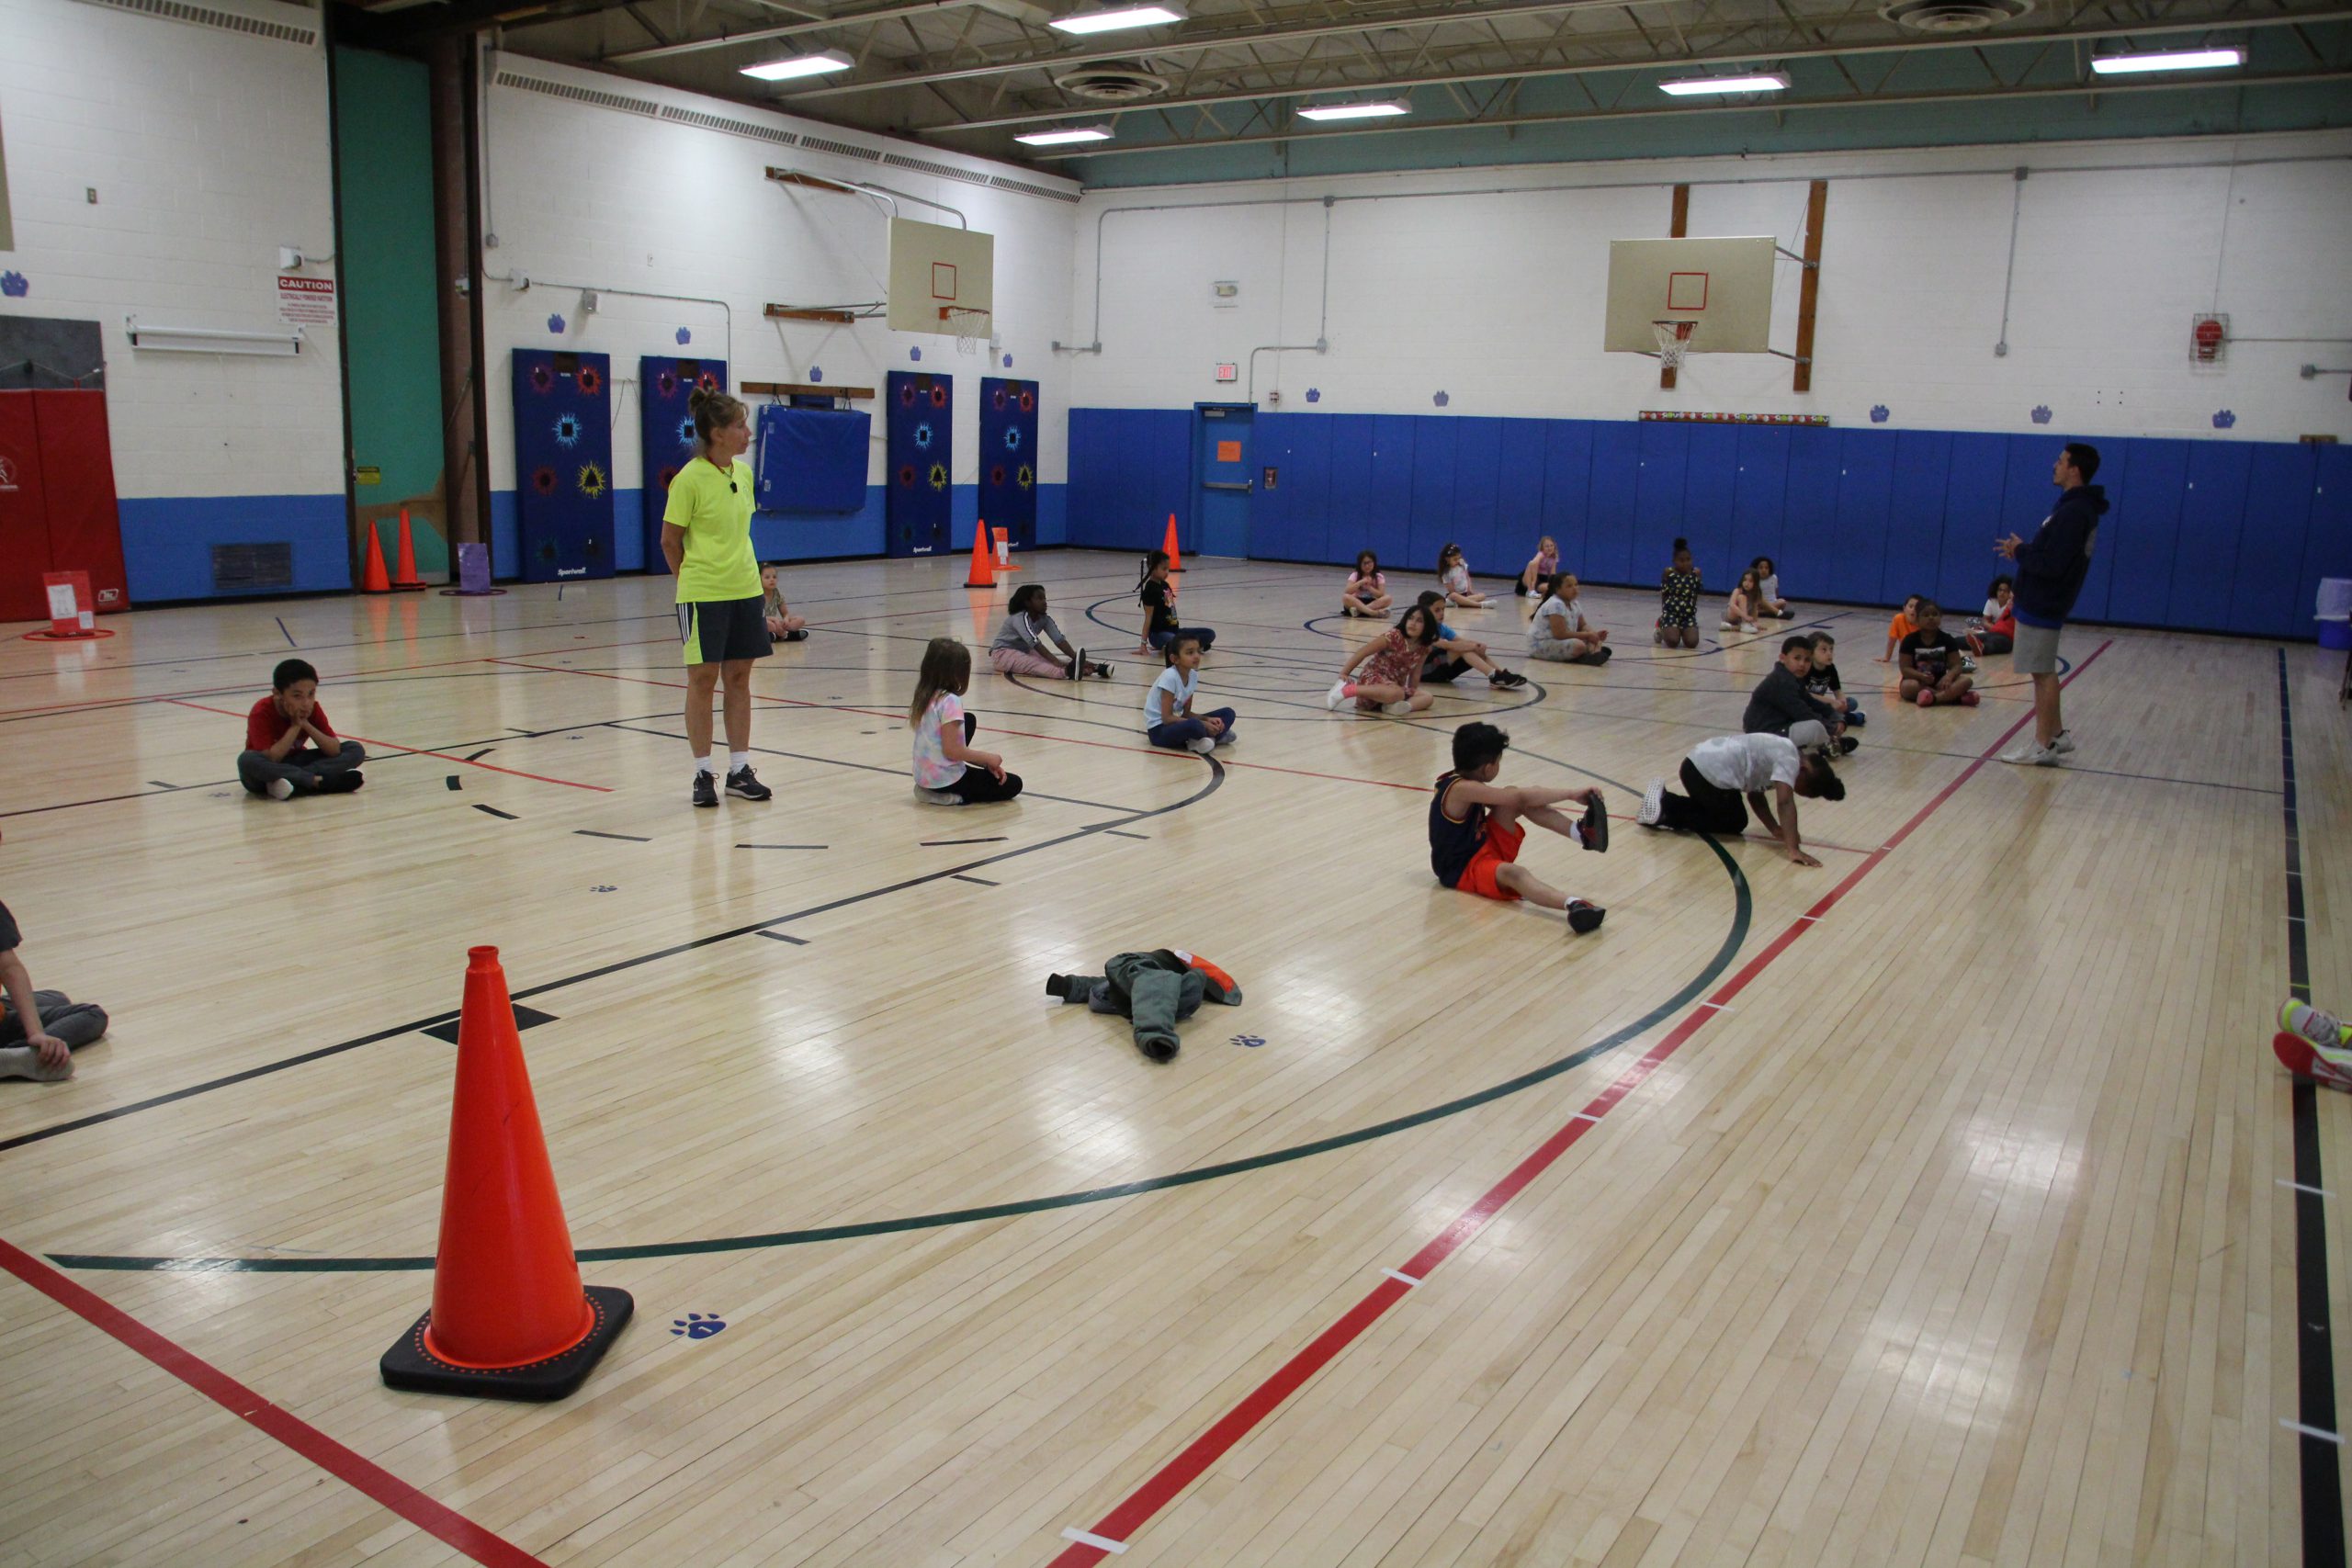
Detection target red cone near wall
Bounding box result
[964,518,997,589]
[360,523,392,594]
[1161,513,1182,573]
[379,946,631,1401]
[390,506,427,592]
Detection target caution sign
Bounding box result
[277,275,336,327]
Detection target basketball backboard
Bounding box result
[888,217,996,335]
[1604,236,1775,354]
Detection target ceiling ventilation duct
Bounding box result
[1051,64,1171,100]
[1880,0,2031,32]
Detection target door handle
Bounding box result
[1203,480,1253,492]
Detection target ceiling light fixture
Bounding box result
[2089,45,2245,73]
[741,49,854,81]
[1047,5,1185,35]
[1657,72,1792,96]
[1015,125,1115,145]
[1295,100,1411,121]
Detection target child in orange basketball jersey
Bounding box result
[1428,722,1609,934]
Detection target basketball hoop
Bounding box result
[941,305,991,356]
[1653,319,1694,372]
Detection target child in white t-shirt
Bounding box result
[910,638,1023,805]
[1145,635,1237,753]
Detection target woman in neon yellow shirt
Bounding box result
[661,388,773,808]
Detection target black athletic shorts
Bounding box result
[677,595,774,666]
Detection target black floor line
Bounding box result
[951,874,999,886]
[471,804,516,820]
[574,829,650,842]
[2279,649,2345,1568]
[0,753,1225,1156]
[445,776,461,791]
[923,837,1008,846]
[758,931,809,945]
[736,843,827,851]
[466,748,496,761]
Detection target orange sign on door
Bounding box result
[1216,440,1241,463]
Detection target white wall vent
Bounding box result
[882,152,994,187]
[989,175,1081,205]
[659,106,801,146]
[495,70,662,118]
[68,0,315,46]
[798,135,884,163]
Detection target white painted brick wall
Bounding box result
[1068,131,2352,444]
[478,56,1080,492]
[0,0,343,499]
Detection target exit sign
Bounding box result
[1214,362,1238,382]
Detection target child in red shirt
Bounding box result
[239,659,366,799]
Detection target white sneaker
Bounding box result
[914,786,963,806]
[2285,999,2351,1053]
[1213,729,1236,746]
[2002,743,2060,767]
[266,777,295,801]
[0,1044,72,1082]
[1324,679,1351,711]
[1637,779,1665,827]
[2050,729,2075,754]
[1383,701,1413,716]
[1188,737,1216,753]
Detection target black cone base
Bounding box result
[380,1285,633,1402]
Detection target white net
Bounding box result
[1653,319,1693,372]
[943,306,991,356]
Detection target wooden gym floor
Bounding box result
[0,547,2345,1567]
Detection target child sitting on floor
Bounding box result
[1429,721,1609,934]
[909,637,1023,805]
[0,897,109,1083]
[1529,572,1611,664]
[1970,574,2017,656]
[1752,556,1793,618]
[1744,635,1854,754]
[1722,569,1766,633]
[1805,631,1864,728]
[1415,592,1528,688]
[1327,603,1442,716]
[992,583,1111,680]
[239,659,367,800]
[1136,550,1214,656]
[1145,635,1237,753]
[1516,536,1559,598]
[1657,538,1702,649]
[760,563,808,642]
[1898,600,1978,706]
[1437,543,1490,608]
[1342,550,1393,617]
[1880,594,1921,662]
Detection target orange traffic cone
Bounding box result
[964,518,996,589]
[380,946,631,1401]
[390,506,427,592]
[1162,513,1183,573]
[360,521,392,594]
[992,525,1022,571]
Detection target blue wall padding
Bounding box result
[510,350,616,582]
[754,405,871,514]
[885,370,955,558]
[1071,409,2351,638]
[638,356,726,577]
[978,377,1042,548]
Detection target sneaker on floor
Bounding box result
[1324,678,1351,711]
[0,1043,72,1083]
[266,777,295,801]
[2051,728,2076,754]
[1188,737,1216,753]
[1566,899,1606,936]
[322,770,365,794]
[1073,648,1087,682]
[1578,789,1609,853]
[2283,998,2352,1052]
[1917,688,1937,707]
[1837,735,1861,756]
[693,771,719,808]
[1091,660,1116,679]
[2001,742,2060,767]
[1637,779,1666,828]
[1958,691,1980,707]
[1213,729,1236,746]
[725,765,773,801]
[914,786,964,806]
[1589,645,1614,664]
[1491,670,1526,688]
[1383,701,1414,716]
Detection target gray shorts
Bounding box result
[2012,621,2062,675]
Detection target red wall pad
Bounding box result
[33,391,130,613]
[0,393,57,622]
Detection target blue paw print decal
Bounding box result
[1231,1034,1266,1049]
[547,313,566,334]
[1432,390,1450,408]
[1870,404,1890,423]
[1,271,28,298]
[671,1313,727,1339]
[2030,404,2052,425]
[1305,388,1321,404]
[808,366,824,383]
[2212,409,2236,429]
[554,412,582,447]
[1002,426,1023,452]
[913,422,934,450]
[675,326,692,345]
[910,346,923,362]
[1002,352,1013,368]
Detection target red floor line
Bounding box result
[0,1236,548,1568]
[1044,638,2112,1566]
[163,700,613,792]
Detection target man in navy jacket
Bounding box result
[1996,443,2109,766]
